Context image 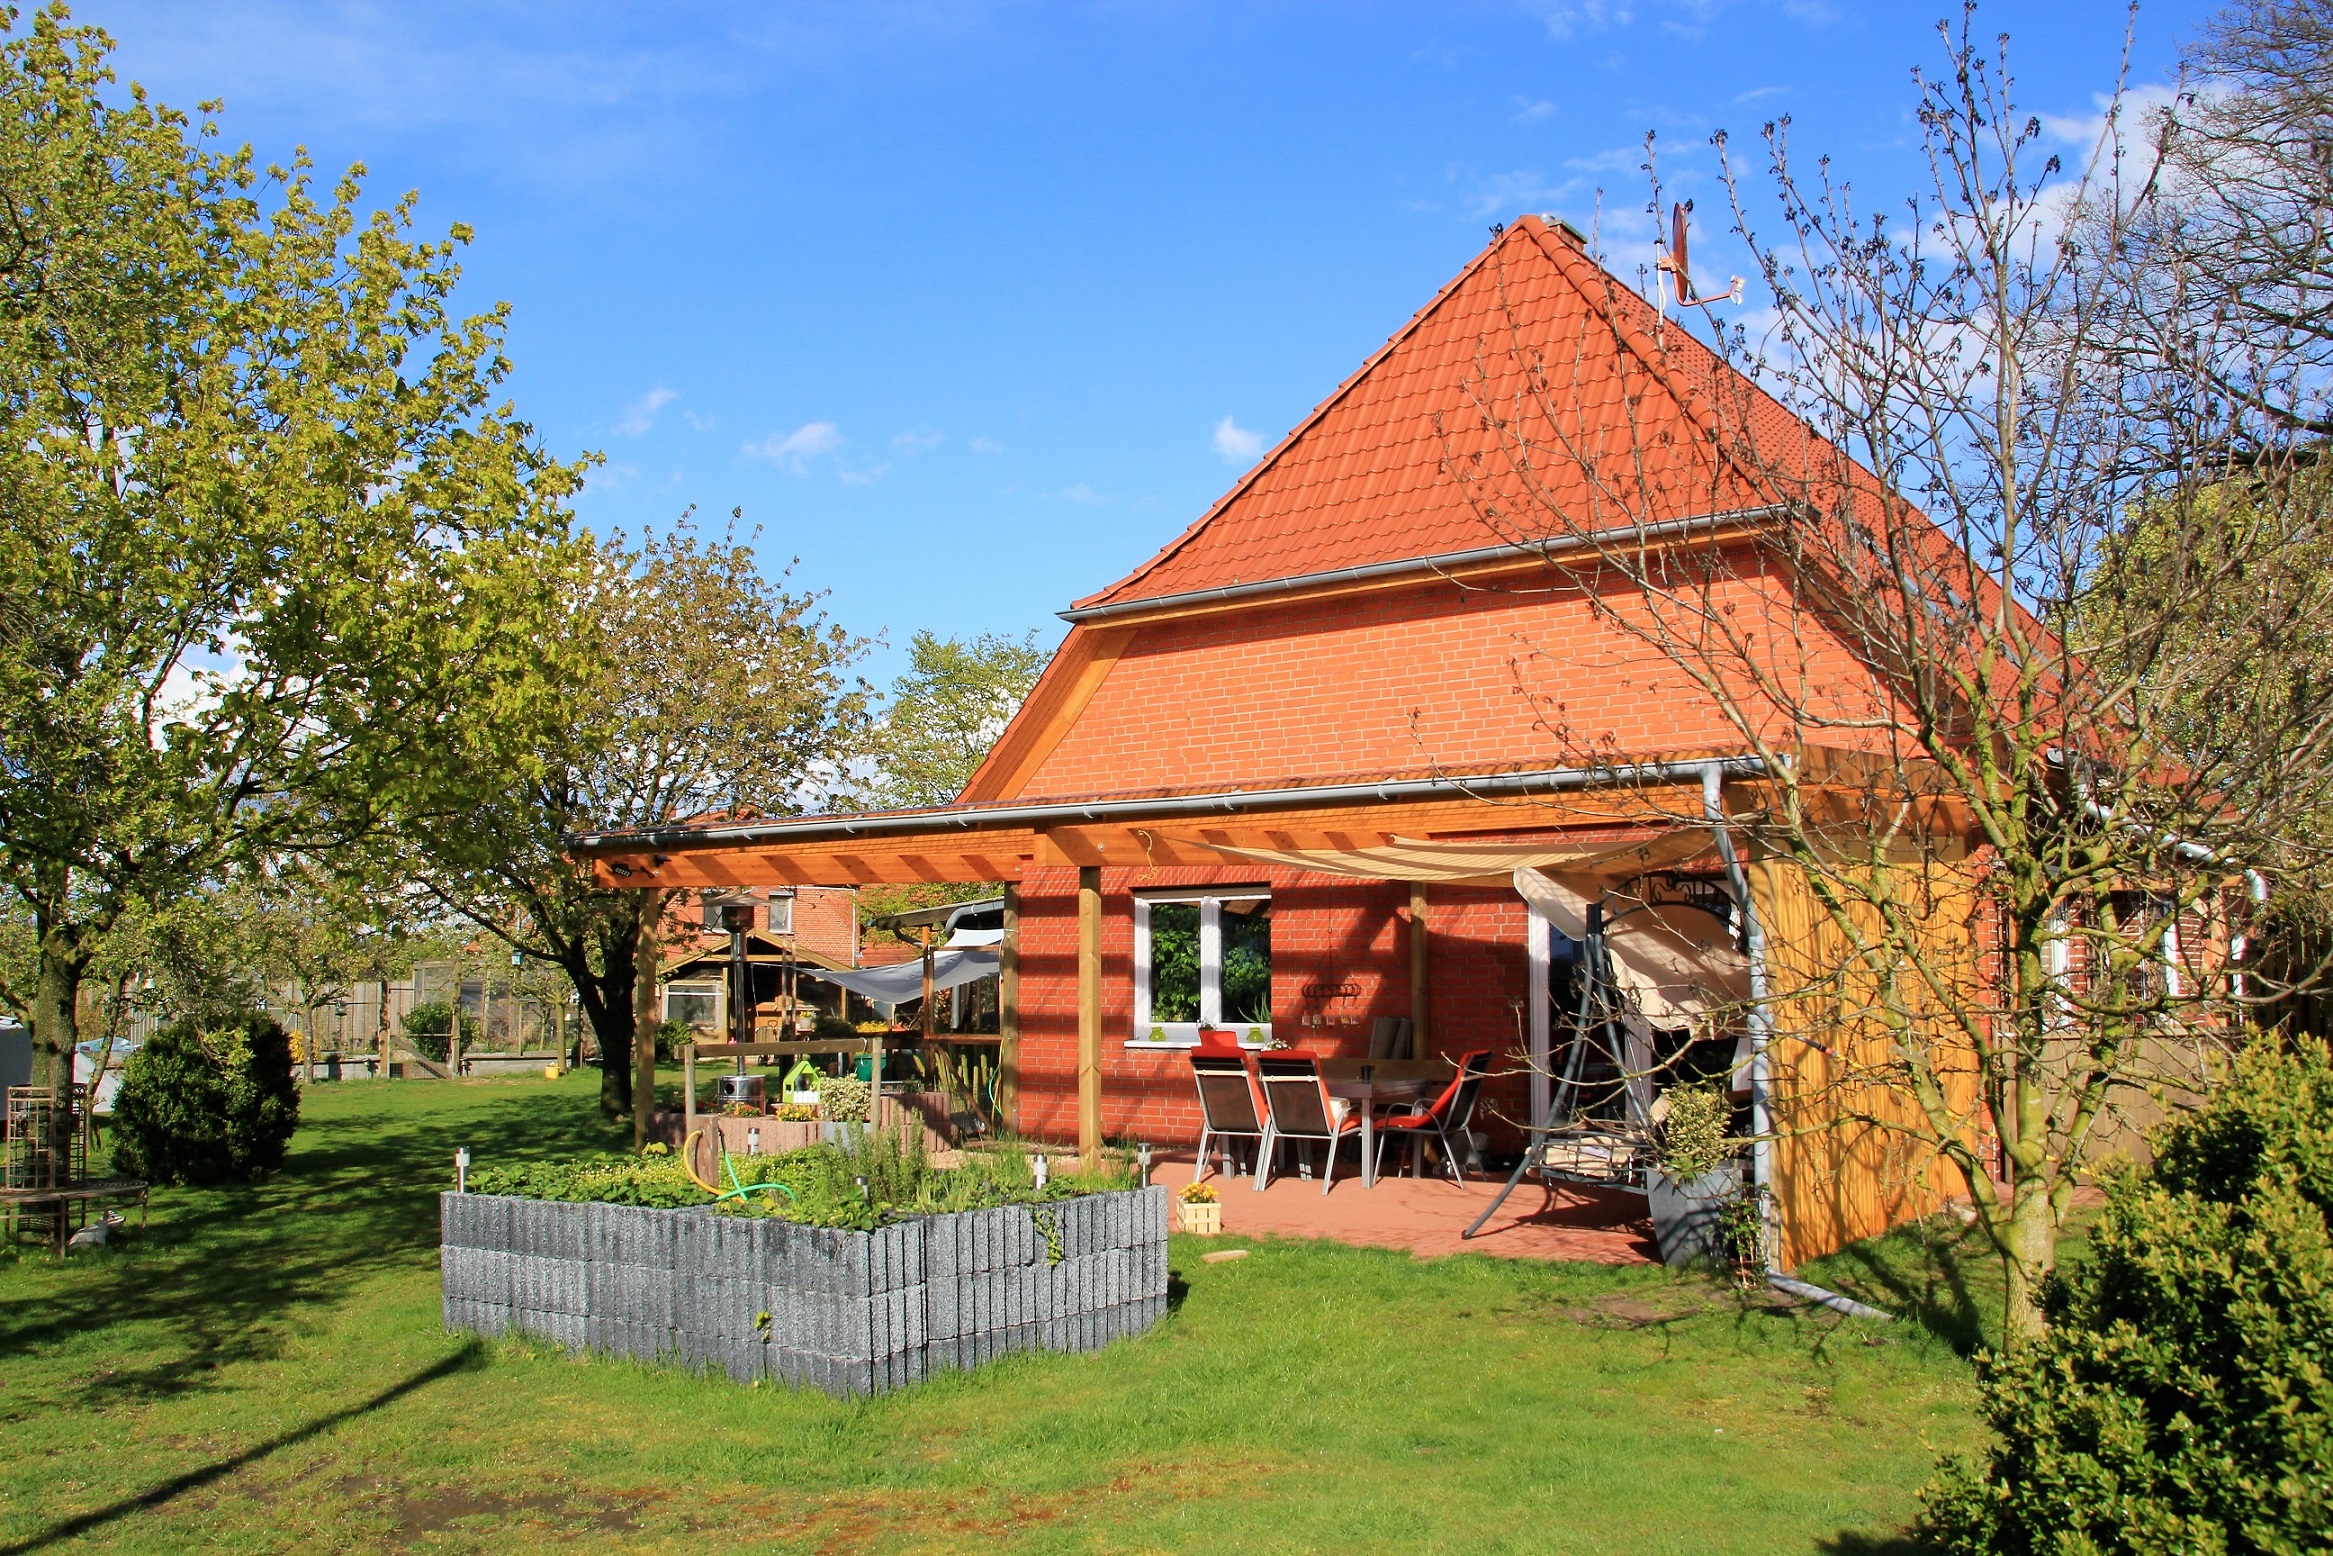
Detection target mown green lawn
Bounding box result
[0,1073,1986,1554]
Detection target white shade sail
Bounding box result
[798,949,999,1004]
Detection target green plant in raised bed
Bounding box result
[465,1149,706,1207]
[469,1123,1144,1232]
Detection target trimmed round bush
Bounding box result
[111,1012,301,1186]
[1922,1039,2333,1554]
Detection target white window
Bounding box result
[1131,889,1272,1047]
[663,980,723,1032]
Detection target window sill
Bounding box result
[1123,1035,1275,1051]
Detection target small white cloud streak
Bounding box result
[743,420,842,472]
[1527,0,1632,40]
[1212,416,1264,464]
[969,436,1004,455]
[614,386,679,436]
[891,428,944,452]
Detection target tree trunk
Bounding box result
[567,946,634,1120]
[31,910,90,1150]
[1998,1176,2058,1346]
[631,889,665,1149]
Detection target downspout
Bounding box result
[1701,764,1775,1266]
[1703,761,1892,1319]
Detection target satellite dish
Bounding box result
[1652,199,1743,322]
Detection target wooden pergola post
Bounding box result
[1077,866,1102,1172]
[1409,882,1430,1053]
[997,884,1021,1131]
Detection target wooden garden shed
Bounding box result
[572,217,1985,1267]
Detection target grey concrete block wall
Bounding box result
[440,1185,1169,1398]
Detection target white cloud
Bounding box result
[2040,83,2181,151]
[1463,169,1585,222]
[1212,416,1264,464]
[969,436,1004,455]
[614,386,678,436]
[1515,98,1558,122]
[840,462,892,486]
[151,653,248,744]
[1526,0,1632,40]
[743,420,842,473]
[891,428,944,452]
[1055,482,1108,504]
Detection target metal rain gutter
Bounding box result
[568,756,1772,858]
[1057,506,1791,625]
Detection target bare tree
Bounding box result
[1448,13,2333,1340]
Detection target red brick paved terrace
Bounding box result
[1148,1153,1657,1265]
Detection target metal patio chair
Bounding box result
[1372,1049,1493,1185]
[1190,1051,1268,1180]
[1254,1054,1366,1196]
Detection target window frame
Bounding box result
[1130,887,1272,1048]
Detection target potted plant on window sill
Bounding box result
[1645,1084,1740,1268]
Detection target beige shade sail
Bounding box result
[1515,868,1751,1027]
[1188,827,1720,886]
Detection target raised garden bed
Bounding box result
[440,1185,1170,1397]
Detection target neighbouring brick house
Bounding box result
[575,216,2017,1265]
[657,884,862,1033]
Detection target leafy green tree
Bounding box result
[0,10,587,1137]
[870,630,1048,810]
[1923,1039,2333,1552]
[408,521,871,1122]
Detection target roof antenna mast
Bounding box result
[1652,201,1744,325]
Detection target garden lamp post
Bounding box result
[708,892,760,1075]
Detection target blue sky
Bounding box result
[76,0,2210,687]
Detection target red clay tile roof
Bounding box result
[1074,216,1824,611]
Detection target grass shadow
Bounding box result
[0,1079,626,1409]
[0,1341,487,1554]
[1795,1213,1997,1357]
[1819,1535,1934,1555]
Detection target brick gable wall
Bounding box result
[1017,564,1883,802]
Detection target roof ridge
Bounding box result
[1514,219,1797,506]
[1072,221,1549,611]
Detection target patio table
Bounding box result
[1324,1077,1432,1189]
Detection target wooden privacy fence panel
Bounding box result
[1751,849,1983,1267]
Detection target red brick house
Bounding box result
[574,217,1985,1265]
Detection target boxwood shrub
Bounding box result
[1922,1039,2333,1553]
[111,1012,300,1186]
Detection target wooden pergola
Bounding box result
[571,757,1755,1169]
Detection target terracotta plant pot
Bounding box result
[1177,1200,1222,1235]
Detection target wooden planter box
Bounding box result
[439,1185,1170,1397]
[1176,1199,1222,1235]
